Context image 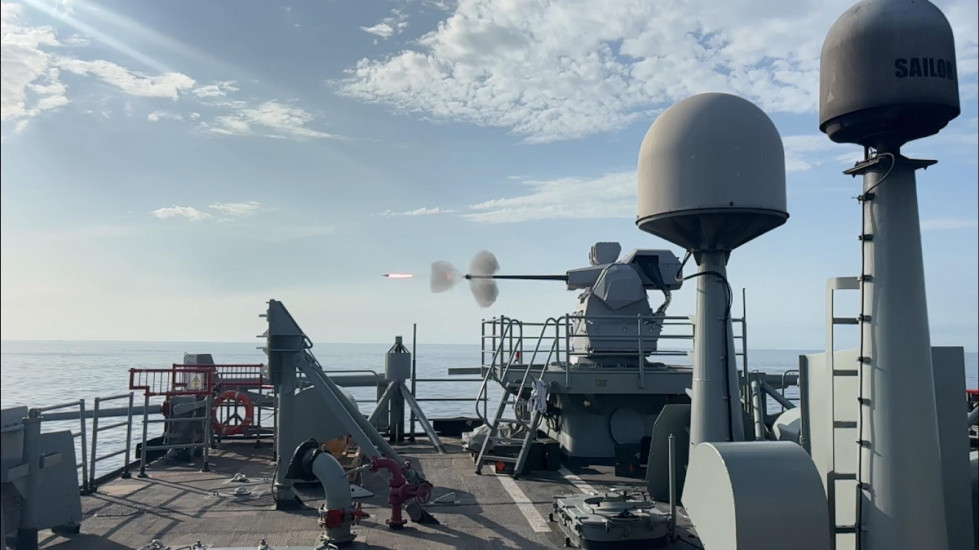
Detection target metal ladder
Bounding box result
[474,317,521,424]
[474,317,561,477]
[825,276,861,549]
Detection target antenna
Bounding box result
[819,2,960,549]
[636,93,788,446]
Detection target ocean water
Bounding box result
[1,340,976,481]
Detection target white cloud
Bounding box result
[453,140,868,222]
[464,171,635,223]
[361,8,408,39]
[209,200,261,218]
[423,0,454,11]
[151,201,264,222]
[56,58,194,99]
[203,100,333,139]
[362,22,396,39]
[921,218,979,231]
[62,33,89,47]
[339,0,979,143]
[192,80,239,98]
[1,3,195,128]
[151,206,212,221]
[1,4,68,123]
[147,110,182,122]
[379,206,453,217]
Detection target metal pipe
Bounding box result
[410,323,417,441]
[750,376,766,440]
[94,421,130,431]
[138,394,149,478]
[668,433,677,542]
[689,250,743,445]
[741,288,750,413]
[415,397,479,402]
[36,400,88,413]
[464,274,568,281]
[761,380,797,411]
[369,382,400,426]
[91,448,130,461]
[89,397,101,488]
[121,393,133,478]
[201,392,211,472]
[95,393,134,402]
[41,404,161,422]
[77,399,89,493]
[311,451,353,514]
[323,373,383,387]
[399,384,446,454]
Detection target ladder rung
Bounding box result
[833,369,859,377]
[832,317,859,325]
[834,525,858,534]
[833,421,857,429]
[828,472,857,481]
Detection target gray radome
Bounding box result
[819,0,960,150]
[636,93,787,252]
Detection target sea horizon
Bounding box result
[5,338,976,354]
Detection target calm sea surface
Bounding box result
[2,340,976,480]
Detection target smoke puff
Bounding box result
[469,278,499,308]
[470,250,499,277]
[430,261,461,293]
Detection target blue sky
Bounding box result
[1,0,976,350]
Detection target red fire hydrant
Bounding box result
[369,456,432,529]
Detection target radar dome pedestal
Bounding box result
[819,0,960,151]
[637,93,788,447]
[818,2,961,550]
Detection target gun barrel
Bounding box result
[464,274,568,281]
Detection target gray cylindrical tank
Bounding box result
[636,93,787,251]
[819,0,960,150]
[385,336,411,381]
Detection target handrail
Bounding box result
[517,317,561,399]
[89,392,134,492]
[474,316,521,422]
[474,308,739,412]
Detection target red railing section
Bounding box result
[128,364,267,396]
[175,364,269,389]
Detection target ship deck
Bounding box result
[36,437,702,550]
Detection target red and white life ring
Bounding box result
[211,390,254,437]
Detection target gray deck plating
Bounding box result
[36,439,701,550]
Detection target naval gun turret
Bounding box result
[455,244,691,464]
[465,243,683,365]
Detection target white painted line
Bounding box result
[558,466,597,495]
[495,473,551,533]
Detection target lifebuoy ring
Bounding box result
[211,390,254,437]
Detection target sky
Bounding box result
[1,0,976,351]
